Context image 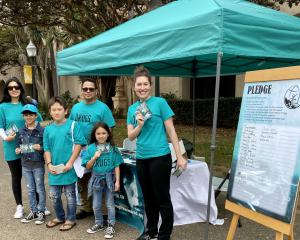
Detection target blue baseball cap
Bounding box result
[21,104,38,114]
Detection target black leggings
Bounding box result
[136,154,173,240]
[7,159,22,205]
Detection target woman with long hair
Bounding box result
[127,66,187,240]
[0,77,32,218]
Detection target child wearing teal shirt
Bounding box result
[44,96,87,231]
[82,122,123,239]
[70,79,116,220]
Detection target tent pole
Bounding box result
[155,76,160,96]
[204,52,223,240]
[192,59,196,150]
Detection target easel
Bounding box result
[225,191,298,240]
[214,169,242,228]
[225,68,300,240]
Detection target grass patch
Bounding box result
[113,119,236,177]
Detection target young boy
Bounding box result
[15,104,46,225]
[43,96,87,231]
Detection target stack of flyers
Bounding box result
[5,123,18,135]
[20,143,35,154]
[135,102,152,121]
[51,164,65,174]
[97,143,111,153]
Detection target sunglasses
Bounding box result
[82,87,95,92]
[7,86,20,91]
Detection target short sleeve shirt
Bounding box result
[43,119,87,185]
[69,100,115,143]
[127,97,174,159]
[82,143,123,173]
[0,102,43,161]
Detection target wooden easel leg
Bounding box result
[226,214,240,240]
[288,228,294,240]
[275,232,284,240]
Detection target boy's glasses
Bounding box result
[7,86,20,91]
[82,87,95,92]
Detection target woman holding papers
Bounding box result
[0,78,34,219]
[127,66,187,240]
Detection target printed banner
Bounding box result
[115,162,144,234]
[24,65,32,84]
[228,79,300,223]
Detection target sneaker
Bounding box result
[104,224,115,239]
[86,223,105,234]
[35,211,45,225]
[136,232,158,240]
[44,208,51,216]
[21,211,38,223]
[14,205,24,219]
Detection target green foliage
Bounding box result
[250,0,299,8]
[38,90,79,120]
[37,102,51,121]
[160,92,178,100]
[113,108,126,119]
[167,97,242,128]
[60,90,79,113]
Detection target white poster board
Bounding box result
[227,79,300,223]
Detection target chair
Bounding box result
[123,138,137,151]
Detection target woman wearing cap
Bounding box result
[0,77,42,219]
[127,66,187,240]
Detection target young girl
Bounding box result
[82,122,123,239]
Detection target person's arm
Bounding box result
[114,166,120,191]
[164,118,187,170]
[44,151,56,174]
[15,131,21,154]
[86,150,101,170]
[127,112,144,141]
[64,144,82,172]
[0,128,16,142]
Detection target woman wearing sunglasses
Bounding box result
[0,77,38,219]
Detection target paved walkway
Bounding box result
[0,141,299,240]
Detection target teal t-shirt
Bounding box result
[43,119,87,185]
[69,100,115,143]
[0,102,43,161]
[82,143,123,174]
[127,97,174,159]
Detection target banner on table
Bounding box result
[115,163,144,234]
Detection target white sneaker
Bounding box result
[14,205,24,219]
[44,208,51,216]
[104,224,115,239]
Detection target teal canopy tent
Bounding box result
[57,0,300,77]
[57,0,300,239]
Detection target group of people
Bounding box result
[0,66,187,240]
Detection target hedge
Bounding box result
[167,97,242,128]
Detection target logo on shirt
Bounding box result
[95,158,112,167]
[75,113,92,122]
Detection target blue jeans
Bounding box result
[93,183,115,225]
[22,166,46,213]
[49,183,76,222]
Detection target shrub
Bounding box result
[167,97,242,128]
